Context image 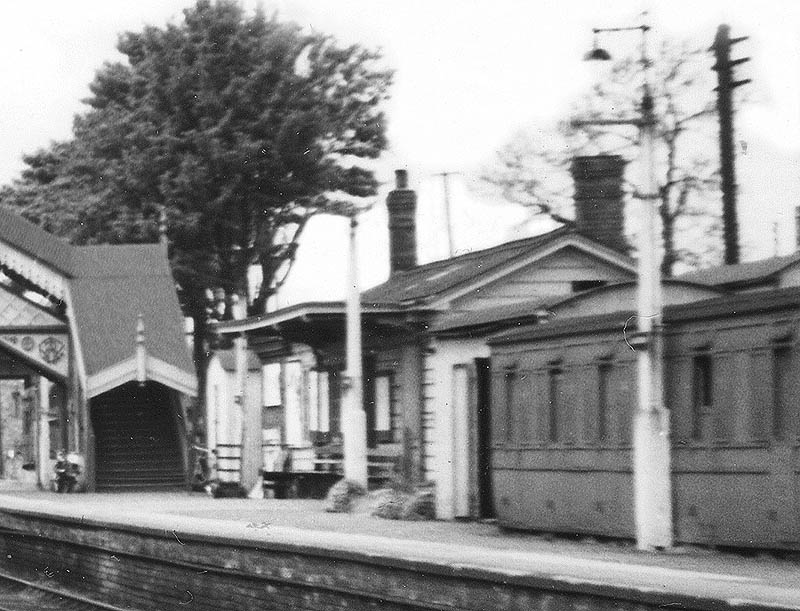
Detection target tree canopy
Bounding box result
[1,0,393,315]
[483,38,723,275]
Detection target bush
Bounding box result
[370,486,436,521]
[324,479,366,513]
[370,489,406,520]
[401,488,435,520]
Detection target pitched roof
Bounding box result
[362,228,573,305]
[0,206,74,275]
[677,252,800,288]
[69,243,194,379]
[0,208,195,392]
[71,244,170,278]
[216,227,635,338]
[218,232,572,335]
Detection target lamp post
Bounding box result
[584,19,673,550]
[329,203,370,489]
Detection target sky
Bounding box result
[1,1,799,305]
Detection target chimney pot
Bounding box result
[570,155,628,253]
[395,169,408,190]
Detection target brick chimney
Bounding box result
[570,155,628,253]
[386,169,418,273]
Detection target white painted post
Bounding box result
[234,297,262,495]
[632,24,673,550]
[38,376,51,489]
[135,314,147,384]
[342,214,368,488]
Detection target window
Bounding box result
[308,371,319,432]
[773,345,791,440]
[597,361,612,442]
[503,366,516,443]
[374,374,393,442]
[262,363,281,408]
[691,352,713,440]
[328,370,342,437]
[48,418,61,460]
[283,361,303,446]
[548,364,562,442]
[317,372,330,434]
[307,371,331,444]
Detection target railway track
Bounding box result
[0,571,128,611]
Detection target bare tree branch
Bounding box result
[479,36,723,275]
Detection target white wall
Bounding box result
[284,360,304,447]
[205,354,264,481]
[428,337,490,520]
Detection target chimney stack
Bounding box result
[570,155,628,253]
[386,169,418,274]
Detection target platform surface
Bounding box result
[0,489,799,609]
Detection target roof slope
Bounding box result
[489,285,800,346]
[215,227,634,336]
[362,228,572,304]
[69,244,194,378]
[677,252,800,288]
[0,207,74,275]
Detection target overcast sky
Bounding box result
[1,1,798,304]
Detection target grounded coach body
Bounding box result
[488,283,800,550]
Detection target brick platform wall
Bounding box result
[0,508,756,611]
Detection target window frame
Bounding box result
[373,371,394,443]
[547,361,563,443]
[691,350,713,442]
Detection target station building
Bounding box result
[215,157,640,515]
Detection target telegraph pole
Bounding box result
[711,24,750,265]
[434,171,459,257]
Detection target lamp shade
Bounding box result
[584,47,612,61]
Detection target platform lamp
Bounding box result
[327,200,373,490]
[582,18,673,550]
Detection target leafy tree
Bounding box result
[483,38,721,276]
[1,0,392,376]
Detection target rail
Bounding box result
[0,569,126,611]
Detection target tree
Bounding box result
[483,38,721,276]
[1,0,392,376]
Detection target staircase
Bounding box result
[91,383,185,491]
